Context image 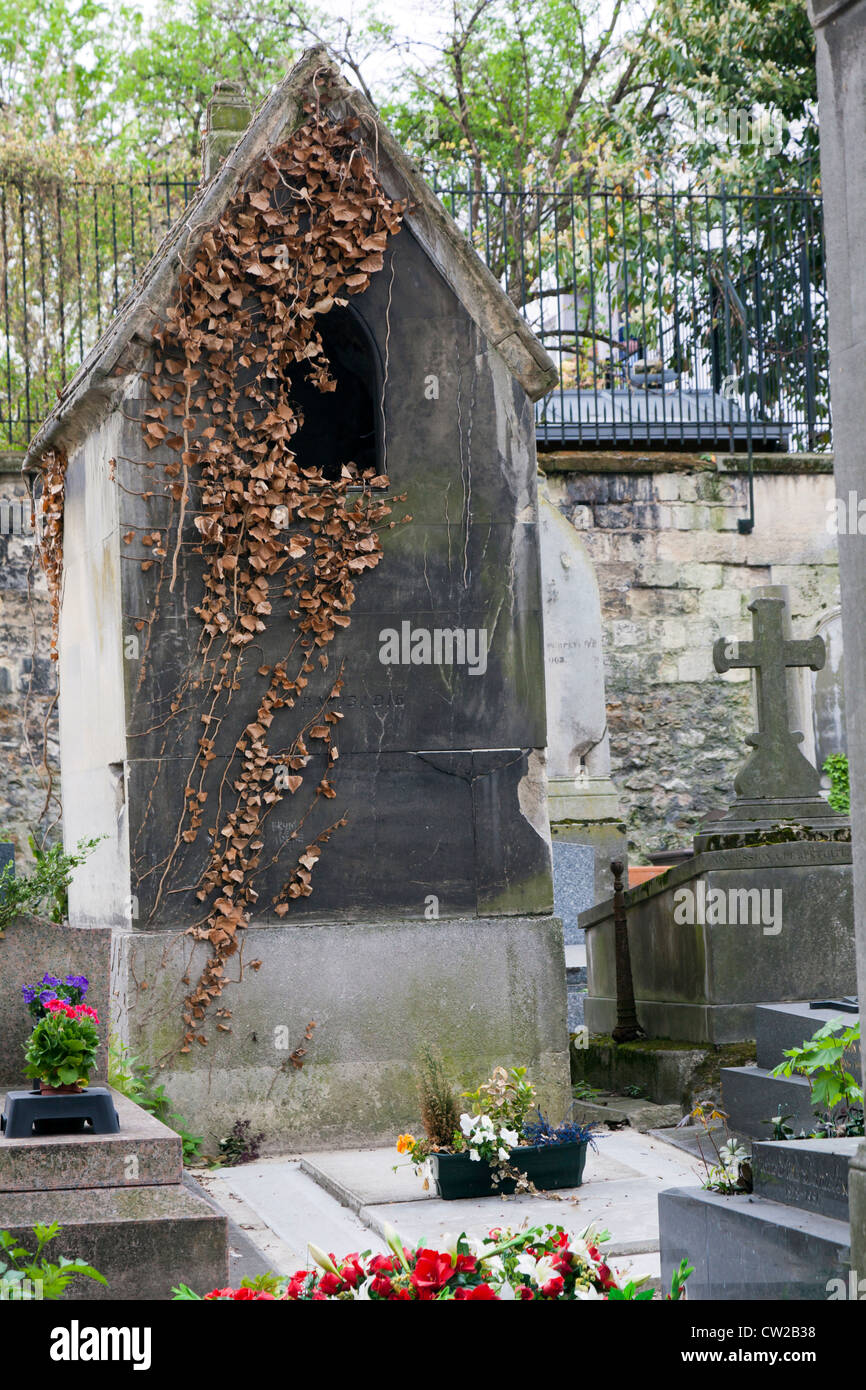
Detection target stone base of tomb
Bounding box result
[0,1087,227,1300]
[581,840,855,1044]
[109,914,572,1151]
[570,1034,756,1109]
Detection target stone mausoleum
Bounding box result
[23,48,571,1148]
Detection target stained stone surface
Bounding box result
[62,223,552,933]
[552,840,594,944]
[0,916,111,1089]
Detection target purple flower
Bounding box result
[38,989,58,1005]
[64,974,89,995]
[22,984,36,1003]
[40,974,61,988]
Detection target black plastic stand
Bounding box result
[1,1087,120,1139]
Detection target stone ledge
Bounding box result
[752,1137,858,1221]
[0,1088,181,1192]
[659,1185,850,1300]
[0,1179,228,1300]
[539,449,834,475]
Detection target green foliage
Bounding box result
[24,1006,100,1089]
[0,1223,106,1299]
[416,1045,462,1147]
[0,834,102,935]
[823,753,850,815]
[109,1040,203,1163]
[462,1064,536,1134]
[771,1016,863,1114]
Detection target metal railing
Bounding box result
[0,171,829,453]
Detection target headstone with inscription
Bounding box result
[582,586,855,1043]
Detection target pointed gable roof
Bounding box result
[24,45,557,469]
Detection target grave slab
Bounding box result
[752,1137,858,1222]
[659,1186,850,1300]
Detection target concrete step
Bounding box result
[572,1091,684,1132]
[659,1186,850,1300]
[755,1000,861,1072]
[752,1137,858,1223]
[0,1178,228,1299]
[0,1088,181,1191]
[721,1064,817,1139]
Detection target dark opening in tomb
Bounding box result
[285,305,379,481]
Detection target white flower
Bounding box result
[352,1276,374,1300]
[469,1149,481,1162]
[500,1128,519,1148]
[459,1113,474,1136]
[515,1252,537,1280]
[483,1255,505,1279]
[574,1283,601,1300]
[497,1279,516,1300]
[568,1236,592,1264]
[531,1255,559,1287]
[497,1147,509,1161]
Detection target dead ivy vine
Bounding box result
[29,107,406,1056]
[136,109,408,1053]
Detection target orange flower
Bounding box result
[396,1133,416,1155]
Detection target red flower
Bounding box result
[540,1275,564,1298]
[318,1272,343,1296]
[517,1285,534,1300]
[368,1254,397,1274]
[455,1283,499,1300]
[371,1275,393,1297]
[596,1262,615,1290]
[203,1287,233,1300]
[411,1249,456,1299]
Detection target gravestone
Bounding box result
[0,914,227,1298]
[807,0,866,1291]
[23,50,571,1148]
[582,585,855,1042]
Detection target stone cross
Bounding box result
[713,589,826,802]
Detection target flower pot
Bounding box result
[39,1081,84,1096]
[429,1140,589,1200]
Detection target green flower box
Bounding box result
[430,1140,589,1200]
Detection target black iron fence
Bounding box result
[0,171,829,453]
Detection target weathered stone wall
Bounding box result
[0,451,58,861]
[541,452,840,860]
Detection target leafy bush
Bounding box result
[771,1016,863,1129]
[109,1041,203,1163]
[0,835,102,935]
[823,753,850,814]
[218,1119,265,1167]
[0,1224,106,1300]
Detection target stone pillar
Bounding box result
[807,0,866,1291]
[538,487,626,927]
[201,80,252,181]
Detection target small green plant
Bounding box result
[823,753,850,814]
[217,1119,265,1167]
[0,1224,106,1299]
[0,834,102,936]
[109,1040,203,1163]
[416,1045,462,1148]
[462,1065,536,1135]
[765,1107,795,1141]
[690,1104,751,1193]
[25,1001,100,1089]
[573,1079,602,1102]
[771,1016,863,1121]
[623,1083,644,1098]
